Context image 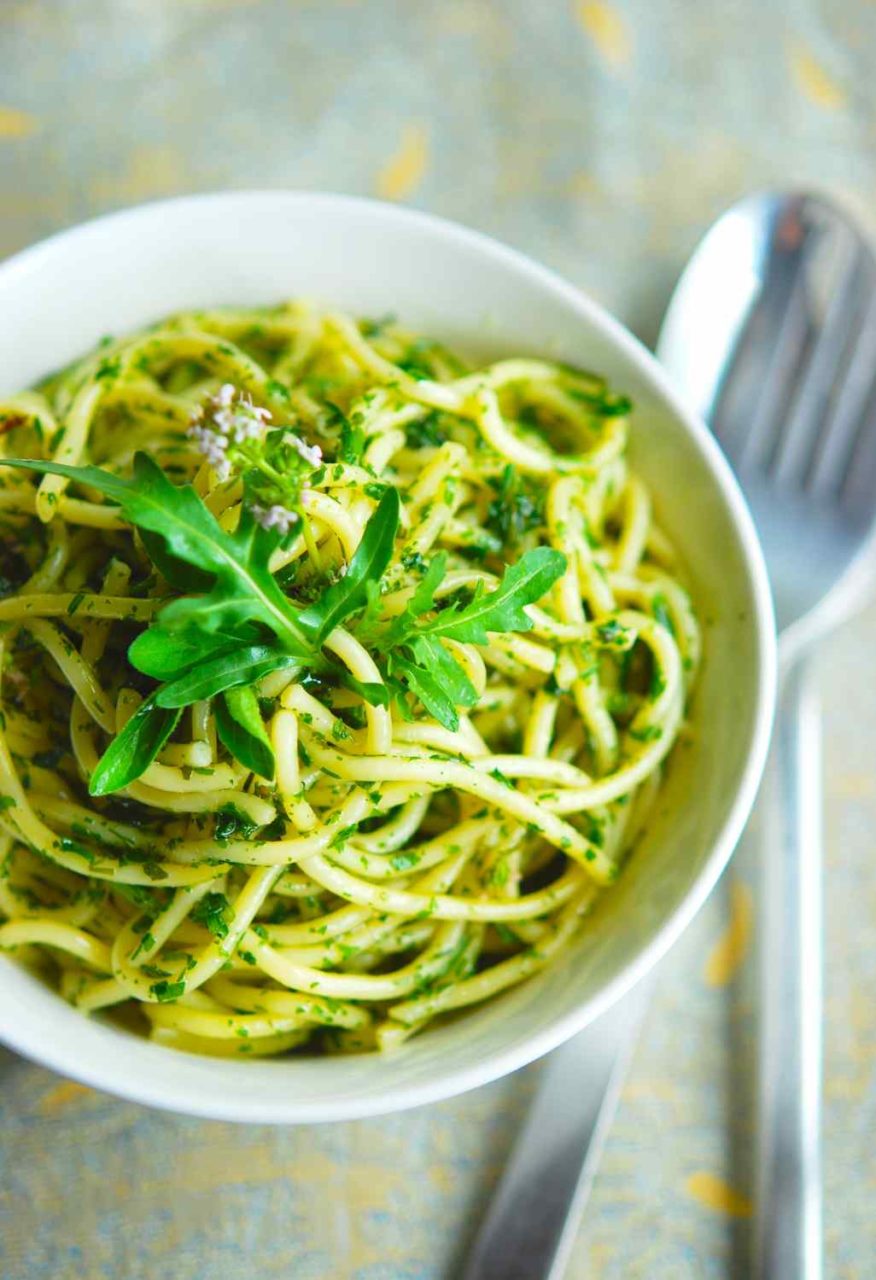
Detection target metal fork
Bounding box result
[464,191,876,1280]
[660,189,876,1279]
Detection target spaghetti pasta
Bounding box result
[0,303,699,1057]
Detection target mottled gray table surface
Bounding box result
[2,3,876,1277]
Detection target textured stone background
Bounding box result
[1,2,875,1277]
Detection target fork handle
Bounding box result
[754,659,822,1279]
[461,978,651,1280]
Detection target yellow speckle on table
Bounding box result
[704,880,753,987]
[686,1171,753,1218]
[567,170,601,197]
[88,145,187,204]
[38,1080,92,1114]
[789,44,847,111]
[429,1163,457,1194]
[0,105,38,139]
[574,1,632,71]
[623,1077,682,1103]
[832,773,875,798]
[586,1240,620,1269]
[376,124,429,201]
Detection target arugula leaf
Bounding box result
[407,634,477,706]
[298,487,400,644]
[411,547,565,645]
[388,678,415,721]
[407,552,447,617]
[387,634,477,732]
[155,646,301,708]
[89,698,182,796]
[128,628,246,681]
[149,500,307,648]
[0,453,308,651]
[338,672,392,707]
[215,687,275,779]
[375,549,564,728]
[138,529,214,592]
[3,453,565,761]
[355,579,383,634]
[0,456,134,504]
[381,552,447,645]
[390,655,461,730]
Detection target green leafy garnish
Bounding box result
[380,546,565,730]
[0,447,564,779]
[128,628,246,681]
[400,553,447,625]
[390,635,477,728]
[404,413,447,450]
[338,413,366,464]
[190,891,232,941]
[651,593,675,636]
[150,979,186,1002]
[297,488,400,644]
[595,619,635,651]
[1,454,310,652]
[486,465,543,547]
[0,453,403,793]
[89,698,182,797]
[408,547,564,646]
[154,646,300,708]
[214,687,275,780]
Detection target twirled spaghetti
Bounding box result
[0,303,699,1057]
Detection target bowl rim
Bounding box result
[0,190,777,1122]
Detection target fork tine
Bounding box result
[660,190,876,634]
[735,258,813,474]
[808,284,876,497]
[771,232,867,488]
[839,377,876,524]
[710,223,811,467]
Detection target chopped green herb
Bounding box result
[150,979,185,1002]
[191,892,232,941]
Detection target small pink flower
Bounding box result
[250,503,299,535]
[187,422,231,478]
[291,436,323,468]
[189,384,274,473]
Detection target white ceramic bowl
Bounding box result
[0,193,776,1122]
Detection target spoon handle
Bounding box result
[755,660,823,1279]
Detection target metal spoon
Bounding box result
[462,190,876,1280]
